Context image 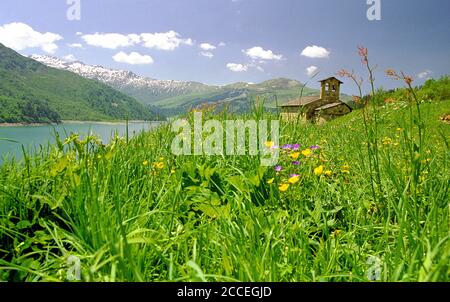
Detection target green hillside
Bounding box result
[153,78,327,115]
[0,44,159,123]
[0,82,449,281]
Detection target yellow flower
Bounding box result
[301,149,312,156]
[279,183,290,192]
[265,141,275,148]
[341,165,350,174]
[382,137,392,145]
[153,162,164,169]
[332,229,342,237]
[396,128,402,131]
[290,152,300,160]
[171,169,176,174]
[143,160,149,166]
[314,165,324,176]
[267,178,275,184]
[288,175,300,184]
[325,170,332,177]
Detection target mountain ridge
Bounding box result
[30,54,352,116]
[30,55,218,105]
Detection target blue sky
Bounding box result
[0,0,449,94]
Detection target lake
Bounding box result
[0,121,161,163]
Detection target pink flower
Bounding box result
[358,46,368,64]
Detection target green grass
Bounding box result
[0,93,448,282]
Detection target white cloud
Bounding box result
[82,33,139,49]
[200,43,216,51]
[63,54,77,62]
[306,65,318,76]
[80,30,193,51]
[301,45,330,58]
[418,70,432,79]
[67,43,83,48]
[141,30,192,51]
[76,32,83,36]
[113,51,154,65]
[244,46,283,60]
[0,22,62,54]
[200,51,214,58]
[256,66,264,72]
[218,42,226,47]
[227,63,248,72]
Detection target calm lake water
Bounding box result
[0,122,161,163]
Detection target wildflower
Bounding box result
[404,76,413,86]
[279,183,290,192]
[153,162,164,169]
[396,128,402,132]
[314,165,324,176]
[325,170,332,177]
[267,178,275,185]
[288,174,300,184]
[310,145,321,150]
[290,152,300,160]
[292,161,300,166]
[301,149,312,157]
[275,165,282,172]
[382,137,392,145]
[358,46,368,57]
[341,165,350,174]
[171,169,176,174]
[291,144,300,150]
[386,69,400,80]
[357,46,368,64]
[337,69,352,78]
[143,160,149,166]
[332,229,342,237]
[265,141,275,148]
[281,144,292,150]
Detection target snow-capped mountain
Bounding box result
[29,55,216,105]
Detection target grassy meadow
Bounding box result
[0,46,449,281]
[0,96,449,282]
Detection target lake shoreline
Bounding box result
[0,120,158,127]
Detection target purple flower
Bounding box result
[281,144,292,150]
[290,174,300,178]
[292,144,300,150]
[310,145,321,150]
[292,161,300,166]
[275,165,282,172]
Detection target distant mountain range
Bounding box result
[0,44,159,124]
[30,55,217,105]
[31,55,348,116]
